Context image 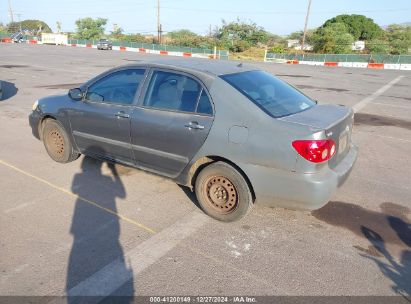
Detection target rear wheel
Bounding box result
[42,119,79,163]
[195,162,253,222]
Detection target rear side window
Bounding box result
[196,90,213,115]
[143,71,212,115]
[221,70,315,118]
[86,69,145,105]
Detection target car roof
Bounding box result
[117,57,257,78]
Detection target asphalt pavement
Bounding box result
[0,43,410,299]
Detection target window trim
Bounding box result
[83,68,148,107]
[137,68,214,117]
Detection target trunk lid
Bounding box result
[280,104,354,168]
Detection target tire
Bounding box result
[195,161,253,222]
[42,119,80,163]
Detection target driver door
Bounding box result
[69,68,146,164]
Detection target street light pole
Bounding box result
[301,0,312,52]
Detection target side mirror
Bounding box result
[68,88,83,101]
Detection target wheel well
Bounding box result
[38,115,56,140]
[189,156,256,202]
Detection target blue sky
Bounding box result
[1,0,410,35]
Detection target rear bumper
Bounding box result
[245,144,358,210]
[29,111,41,140]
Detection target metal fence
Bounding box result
[0,34,229,60]
[0,33,36,40]
[266,53,411,64]
[68,39,230,60]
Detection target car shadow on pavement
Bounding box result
[66,149,134,303]
[0,81,18,101]
[178,185,202,210]
[312,201,411,299]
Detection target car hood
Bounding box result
[39,93,67,102]
[278,104,352,130]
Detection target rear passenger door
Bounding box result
[130,69,214,177]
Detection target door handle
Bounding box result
[185,121,205,130]
[115,111,130,119]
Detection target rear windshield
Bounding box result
[221,70,315,118]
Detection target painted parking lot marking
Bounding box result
[352,75,404,113]
[0,159,156,234]
[63,211,209,301]
[372,102,411,110]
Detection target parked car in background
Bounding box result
[11,32,24,43]
[29,59,358,222]
[97,39,112,50]
[0,81,3,100]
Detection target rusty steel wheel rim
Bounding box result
[203,175,238,214]
[46,129,65,157]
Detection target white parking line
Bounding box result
[0,62,92,76]
[372,102,411,109]
[63,211,209,301]
[352,75,404,113]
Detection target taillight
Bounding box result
[292,139,336,163]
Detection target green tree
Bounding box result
[75,17,107,40]
[165,29,214,48]
[312,22,354,53]
[0,23,6,34]
[386,24,411,54]
[216,19,269,52]
[266,33,285,47]
[287,31,303,40]
[322,14,382,41]
[7,19,51,34]
[7,22,20,33]
[269,44,286,53]
[367,38,390,54]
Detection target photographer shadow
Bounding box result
[66,149,134,303]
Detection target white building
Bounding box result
[352,41,365,51]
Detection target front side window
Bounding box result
[86,69,145,105]
[143,70,212,115]
[221,70,315,118]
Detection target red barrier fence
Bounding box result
[324,62,338,67]
[367,63,384,69]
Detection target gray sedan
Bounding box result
[29,59,358,221]
[97,39,113,50]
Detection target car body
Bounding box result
[29,58,358,221]
[11,32,24,43]
[97,39,112,50]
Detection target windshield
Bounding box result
[221,70,316,118]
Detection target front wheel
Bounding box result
[42,119,80,163]
[195,162,253,222]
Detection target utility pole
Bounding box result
[16,13,21,32]
[157,0,161,44]
[301,0,312,52]
[8,0,14,23]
